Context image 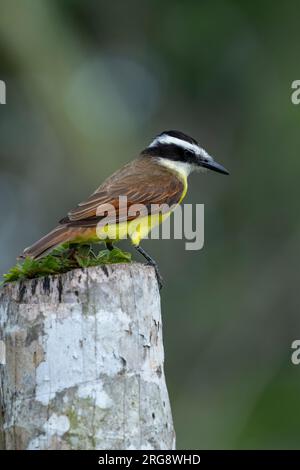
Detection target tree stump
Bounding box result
[0,263,175,450]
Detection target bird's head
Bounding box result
[142,130,229,177]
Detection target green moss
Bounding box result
[1,244,132,284]
[66,407,79,430]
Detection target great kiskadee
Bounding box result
[21,130,229,288]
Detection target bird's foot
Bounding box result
[146,263,164,290]
[135,245,163,290]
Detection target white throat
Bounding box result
[156,158,192,179]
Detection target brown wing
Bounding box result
[60,157,184,227]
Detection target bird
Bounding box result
[21,130,229,288]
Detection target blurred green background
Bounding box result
[1,0,300,449]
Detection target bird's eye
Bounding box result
[184,149,192,158]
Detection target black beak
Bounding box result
[199,158,229,175]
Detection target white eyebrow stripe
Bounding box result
[198,147,213,160]
[149,134,213,161]
[149,135,200,153]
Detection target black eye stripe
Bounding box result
[141,144,197,164]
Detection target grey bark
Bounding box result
[0,263,175,450]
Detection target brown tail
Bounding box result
[20,225,74,259]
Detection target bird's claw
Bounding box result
[146,262,163,290]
